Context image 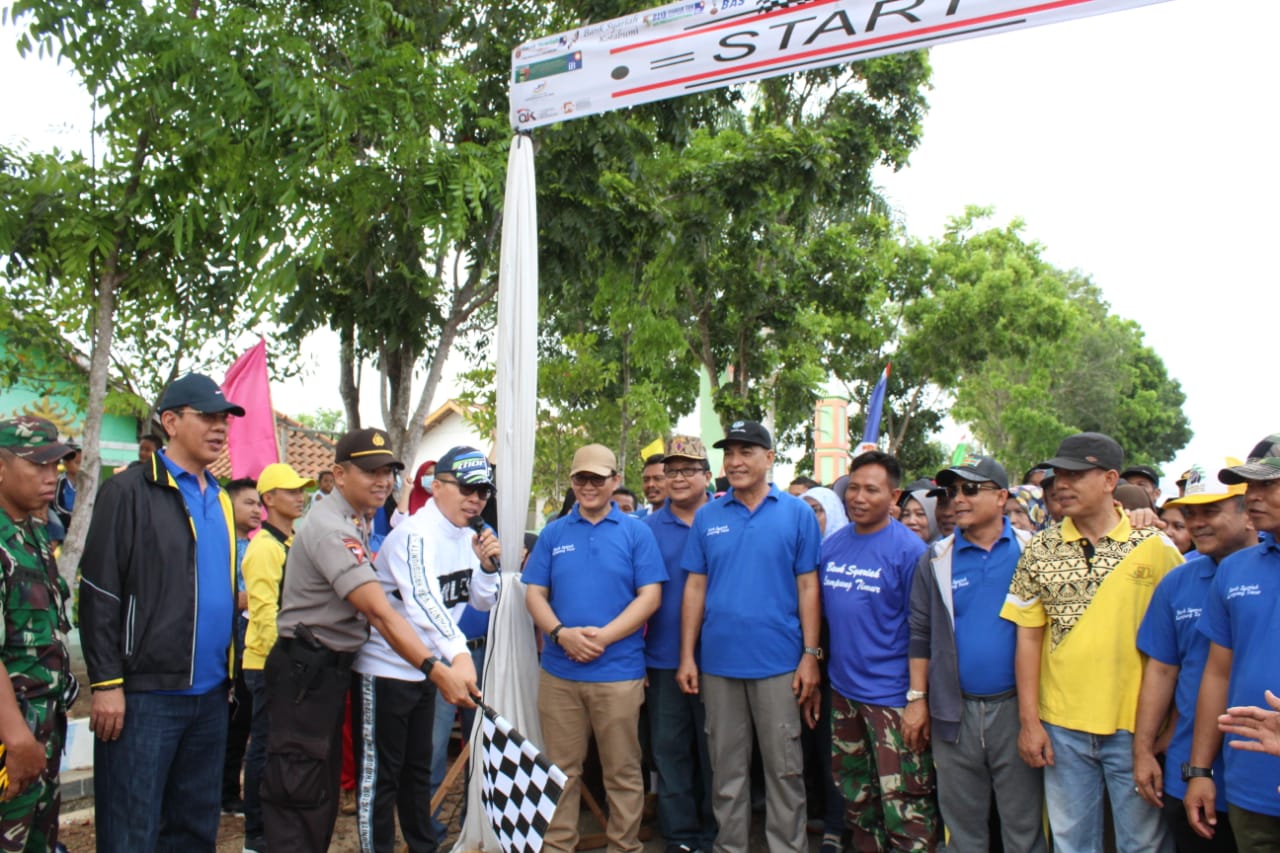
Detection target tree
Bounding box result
[294,407,345,435]
[1,0,335,581]
[524,52,935,478]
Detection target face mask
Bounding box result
[421,474,435,491]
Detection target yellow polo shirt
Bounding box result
[1001,513,1182,735]
[242,528,290,670]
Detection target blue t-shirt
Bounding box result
[682,485,821,679]
[821,518,926,705]
[643,505,698,669]
[1137,555,1227,808]
[158,451,233,695]
[523,505,667,682]
[952,519,1020,696]
[1199,538,1280,816]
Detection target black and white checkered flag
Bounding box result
[479,703,568,853]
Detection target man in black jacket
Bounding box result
[81,373,245,852]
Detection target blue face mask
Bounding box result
[421,474,435,490]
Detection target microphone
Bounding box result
[469,515,500,572]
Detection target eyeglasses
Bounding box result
[434,477,493,500]
[178,408,233,425]
[664,467,707,480]
[571,472,613,488]
[945,482,1002,499]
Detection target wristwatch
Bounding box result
[550,624,565,645]
[905,689,928,703]
[419,656,440,677]
[803,646,824,661]
[1181,763,1213,782]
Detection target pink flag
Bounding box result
[222,338,279,478]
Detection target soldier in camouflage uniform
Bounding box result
[0,416,79,852]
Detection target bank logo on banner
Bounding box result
[510,0,1168,129]
[479,705,568,853]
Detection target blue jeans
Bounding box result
[1043,723,1172,853]
[647,668,716,851]
[244,669,270,838]
[94,687,229,853]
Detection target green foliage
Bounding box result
[294,407,345,434]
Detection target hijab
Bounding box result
[802,487,849,541]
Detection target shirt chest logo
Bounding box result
[952,577,970,591]
[552,544,576,556]
[823,562,883,594]
[1227,584,1263,601]
[1175,606,1202,622]
[705,525,731,537]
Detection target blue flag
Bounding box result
[861,364,891,446]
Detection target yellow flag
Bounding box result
[641,437,666,462]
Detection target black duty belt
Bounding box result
[466,636,486,651]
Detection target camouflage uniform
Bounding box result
[831,694,940,852]
[0,417,78,852]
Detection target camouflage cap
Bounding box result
[665,435,709,465]
[0,416,76,464]
[1219,433,1280,485]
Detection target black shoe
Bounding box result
[665,845,698,853]
[222,797,246,815]
[243,836,268,853]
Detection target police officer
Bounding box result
[0,417,78,852]
[261,427,480,853]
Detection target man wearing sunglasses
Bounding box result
[81,372,246,851]
[908,456,1046,852]
[352,445,501,853]
[524,443,666,853]
[1001,432,1182,853]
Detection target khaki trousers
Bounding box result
[538,671,645,853]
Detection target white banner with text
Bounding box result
[510,0,1165,129]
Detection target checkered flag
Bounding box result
[478,703,568,853]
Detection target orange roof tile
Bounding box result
[209,411,337,482]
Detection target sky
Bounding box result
[2,0,1275,498]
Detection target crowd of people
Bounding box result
[2,370,1280,853]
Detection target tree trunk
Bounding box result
[58,266,120,589]
[339,320,360,430]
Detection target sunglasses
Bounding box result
[434,477,492,500]
[664,467,708,480]
[571,473,613,488]
[945,482,1002,499]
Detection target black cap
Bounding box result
[157,373,246,417]
[935,455,1009,490]
[712,420,772,450]
[334,427,404,472]
[1042,432,1123,472]
[1120,464,1160,486]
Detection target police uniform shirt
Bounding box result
[276,489,379,653]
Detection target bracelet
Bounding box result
[550,624,565,645]
[91,684,123,693]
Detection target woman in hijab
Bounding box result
[408,459,437,514]
[1005,484,1048,533]
[898,488,940,542]
[802,486,849,541]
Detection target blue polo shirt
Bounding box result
[1137,555,1227,809]
[1199,538,1280,816]
[953,519,1020,696]
[643,504,699,669]
[822,518,926,705]
[523,504,666,682]
[158,450,233,695]
[682,485,820,679]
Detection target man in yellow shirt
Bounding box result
[241,462,313,853]
[1001,432,1182,853]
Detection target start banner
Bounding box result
[510,0,1165,129]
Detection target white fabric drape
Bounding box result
[451,132,542,852]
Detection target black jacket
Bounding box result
[80,454,236,692]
